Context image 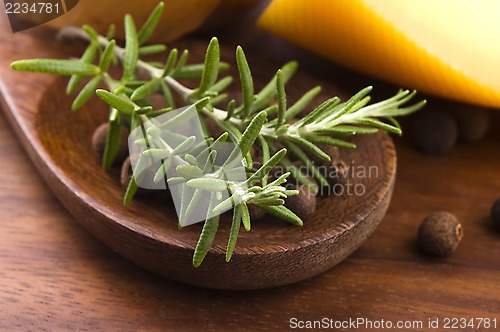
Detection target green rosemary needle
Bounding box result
[10,2,426,267]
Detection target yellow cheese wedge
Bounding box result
[258,0,500,108]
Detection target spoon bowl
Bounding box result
[0,26,396,289]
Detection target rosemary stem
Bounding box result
[59,26,193,98]
[59,27,258,136]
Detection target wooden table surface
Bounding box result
[1,7,500,332]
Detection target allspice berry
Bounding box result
[248,204,267,221]
[490,198,500,228]
[92,123,130,164]
[284,185,316,221]
[120,157,150,196]
[418,211,463,256]
[450,106,491,143]
[120,156,133,190]
[413,111,458,155]
[318,159,349,196]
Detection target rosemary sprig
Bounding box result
[10,2,425,266]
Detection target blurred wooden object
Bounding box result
[37,0,221,42]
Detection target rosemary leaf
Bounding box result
[284,141,329,187]
[389,99,427,117]
[224,99,236,120]
[126,80,148,87]
[212,195,235,215]
[196,37,220,95]
[252,61,297,112]
[102,108,122,169]
[96,89,136,115]
[260,205,303,226]
[215,118,242,143]
[130,113,141,131]
[326,86,373,122]
[296,96,340,126]
[185,154,198,166]
[285,85,321,120]
[265,172,290,187]
[253,197,284,206]
[246,148,286,186]
[385,116,402,131]
[145,107,172,118]
[11,59,100,76]
[123,176,139,205]
[210,76,233,93]
[153,158,172,183]
[202,150,218,173]
[184,188,203,222]
[357,118,402,135]
[138,44,167,56]
[172,62,229,79]
[99,40,116,72]
[171,49,189,77]
[106,24,116,39]
[276,69,286,127]
[137,2,165,45]
[193,212,219,267]
[288,136,330,161]
[314,125,379,135]
[306,135,357,149]
[175,165,201,179]
[162,48,178,77]
[278,156,318,191]
[187,178,227,191]
[167,176,187,185]
[226,204,242,262]
[143,148,170,159]
[195,133,228,165]
[238,111,267,157]
[160,80,176,108]
[241,203,251,231]
[189,137,215,157]
[82,24,99,43]
[67,43,98,94]
[236,46,254,118]
[208,93,228,106]
[179,185,193,224]
[71,75,102,111]
[122,14,139,81]
[130,79,160,101]
[134,106,154,115]
[257,135,270,186]
[158,98,209,130]
[263,104,279,117]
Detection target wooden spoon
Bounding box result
[0,23,396,289]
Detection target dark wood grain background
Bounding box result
[1,4,500,331]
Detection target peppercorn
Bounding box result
[92,123,130,164]
[284,185,316,220]
[413,111,458,155]
[318,159,349,196]
[450,106,491,143]
[120,156,150,196]
[490,198,500,229]
[418,211,463,256]
[248,204,267,220]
